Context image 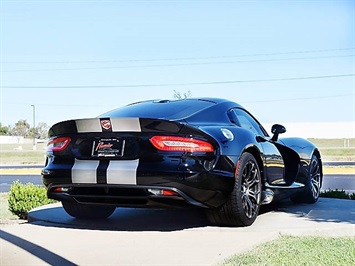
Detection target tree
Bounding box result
[28,127,38,139]
[11,120,30,137]
[28,122,49,139]
[0,123,11,135]
[36,122,49,139]
[173,90,192,100]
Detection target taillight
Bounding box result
[47,137,71,152]
[149,136,214,152]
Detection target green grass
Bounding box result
[222,235,355,266]
[308,138,355,161]
[308,138,355,148]
[318,148,355,157]
[0,151,46,165]
[321,189,355,200]
[0,142,47,151]
[0,142,47,165]
[0,193,18,221]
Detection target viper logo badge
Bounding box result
[100,120,111,130]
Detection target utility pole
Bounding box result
[31,105,36,150]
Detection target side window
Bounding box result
[231,108,266,136]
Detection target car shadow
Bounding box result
[29,203,277,232]
[27,198,354,232]
[29,205,210,231]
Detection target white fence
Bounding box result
[0,136,24,144]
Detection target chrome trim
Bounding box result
[265,182,305,189]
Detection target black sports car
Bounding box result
[42,98,322,226]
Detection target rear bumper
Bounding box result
[42,155,236,208]
[43,169,234,208]
[46,184,223,208]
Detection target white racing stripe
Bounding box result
[72,159,99,184]
[76,119,101,133]
[107,160,139,185]
[110,118,141,132]
[75,118,141,133]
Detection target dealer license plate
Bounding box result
[92,138,125,157]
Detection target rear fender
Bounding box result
[198,125,264,180]
[198,126,260,156]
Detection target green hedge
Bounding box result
[320,189,355,200]
[8,180,57,219]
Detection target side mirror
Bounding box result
[271,124,286,141]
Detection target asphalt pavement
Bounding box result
[0,198,354,265]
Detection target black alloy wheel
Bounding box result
[207,152,262,226]
[309,155,322,201]
[291,154,322,204]
[240,159,262,219]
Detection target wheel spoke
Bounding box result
[244,162,259,187]
[244,163,252,182]
[311,177,320,196]
[248,163,256,182]
[239,157,262,220]
[242,192,258,218]
[311,182,319,198]
[242,195,254,218]
[249,176,259,188]
[310,157,321,199]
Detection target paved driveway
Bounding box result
[1,198,354,265]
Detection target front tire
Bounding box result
[207,152,262,226]
[62,201,115,219]
[291,154,322,203]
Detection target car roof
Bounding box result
[99,98,244,123]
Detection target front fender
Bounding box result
[279,138,318,161]
[278,137,322,185]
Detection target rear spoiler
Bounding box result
[48,118,184,137]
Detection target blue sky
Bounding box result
[0,0,354,131]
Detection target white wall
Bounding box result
[0,136,24,144]
[264,122,355,139]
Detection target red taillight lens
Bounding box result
[162,189,179,196]
[47,137,71,152]
[149,136,214,152]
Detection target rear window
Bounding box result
[99,100,214,120]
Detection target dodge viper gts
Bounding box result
[42,98,322,226]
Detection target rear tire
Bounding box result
[207,152,262,226]
[62,201,115,219]
[291,154,322,204]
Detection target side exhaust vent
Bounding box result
[261,189,274,205]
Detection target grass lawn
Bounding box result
[308,138,355,161]
[0,142,47,165]
[222,235,355,266]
